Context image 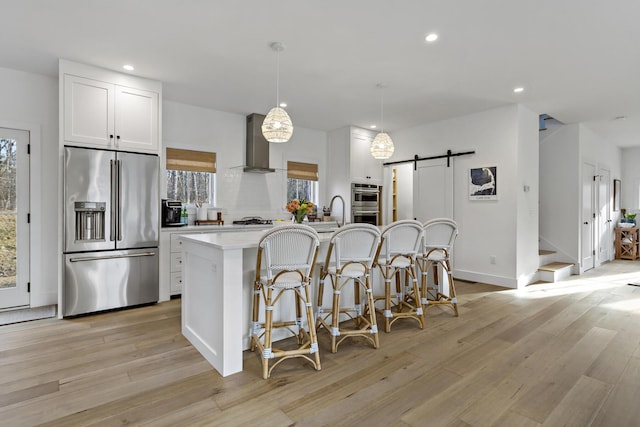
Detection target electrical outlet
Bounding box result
[489,255,496,264]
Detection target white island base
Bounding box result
[180,230,331,377]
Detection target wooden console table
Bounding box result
[615,227,639,260]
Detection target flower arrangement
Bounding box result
[286,198,314,223]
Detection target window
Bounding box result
[287,161,318,204]
[166,148,216,205]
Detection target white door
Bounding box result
[597,169,612,265]
[0,128,30,309]
[413,158,454,222]
[581,162,595,272]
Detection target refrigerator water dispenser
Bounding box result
[75,201,106,241]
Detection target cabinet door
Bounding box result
[114,86,159,153]
[350,130,382,184]
[64,75,115,147]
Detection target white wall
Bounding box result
[0,67,58,307]
[391,104,535,287]
[515,105,539,287]
[162,101,327,221]
[621,146,640,214]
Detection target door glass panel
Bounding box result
[0,137,17,290]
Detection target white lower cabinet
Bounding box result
[160,230,191,300]
[169,234,185,295]
[159,226,273,300]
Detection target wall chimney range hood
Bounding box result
[244,113,275,173]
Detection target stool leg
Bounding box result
[331,277,341,353]
[444,259,459,317]
[353,278,362,328]
[294,290,304,344]
[384,270,392,333]
[262,286,274,379]
[250,282,261,351]
[303,283,321,371]
[395,269,401,310]
[409,264,424,329]
[365,273,380,348]
[316,273,326,327]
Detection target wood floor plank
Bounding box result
[591,354,640,427]
[456,330,554,426]
[509,326,617,423]
[0,261,638,426]
[542,375,611,427]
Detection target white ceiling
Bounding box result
[2,0,640,146]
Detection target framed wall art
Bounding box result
[469,166,497,200]
[613,179,621,211]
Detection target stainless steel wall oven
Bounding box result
[351,183,380,226]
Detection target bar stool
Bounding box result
[373,220,425,332]
[419,218,459,316]
[316,223,381,353]
[250,224,321,379]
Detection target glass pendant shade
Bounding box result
[262,106,293,143]
[370,131,395,159]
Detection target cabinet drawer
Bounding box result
[170,234,186,252]
[170,272,182,294]
[170,252,183,272]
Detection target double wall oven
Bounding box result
[351,183,381,226]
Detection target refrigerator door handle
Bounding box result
[117,159,122,241]
[110,159,116,241]
[69,252,157,262]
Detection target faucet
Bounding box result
[329,195,346,227]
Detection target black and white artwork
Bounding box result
[469,166,497,200]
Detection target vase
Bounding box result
[294,212,306,223]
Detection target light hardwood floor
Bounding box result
[1,260,640,426]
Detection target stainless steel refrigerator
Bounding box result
[63,146,159,316]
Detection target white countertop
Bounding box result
[161,224,271,232]
[180,229,333,250]
[162,220,340,233]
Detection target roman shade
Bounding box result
[287,161,318,181]
[166,148,216,173]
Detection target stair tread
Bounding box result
[539,250,556,255]
[539,262,573,272]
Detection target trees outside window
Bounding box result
[166,170,214,205]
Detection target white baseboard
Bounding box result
[453,269,517,288]
[0,305,57,325]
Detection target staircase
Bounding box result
[538,113,573,284]
[536,249,574,283]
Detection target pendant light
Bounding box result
[262,42,293,143]
[370,84,395,160]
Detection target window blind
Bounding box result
[166,148,216,173]
[287,161,318,181]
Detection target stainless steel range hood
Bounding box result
[245,113,275,173]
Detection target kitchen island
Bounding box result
[179,229,332,377]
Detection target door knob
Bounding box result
[584,221,589,225]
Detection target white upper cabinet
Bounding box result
[349,127,382,184]
[114,85,159,152]
[63,75,115,147]
[61,61,161,154]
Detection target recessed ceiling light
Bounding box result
[513,87,524,93]
[370,125,377,129]
[123,64,135,71]
[279,102,287,108]
[425,33,438,42]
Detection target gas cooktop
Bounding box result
[232,217,273,225]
